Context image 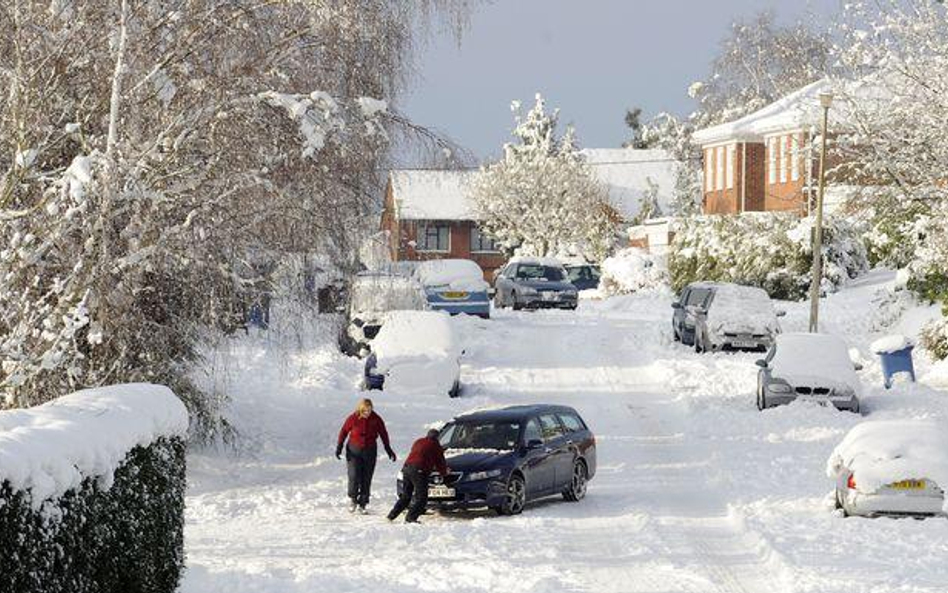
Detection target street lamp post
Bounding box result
[808,92,833,333]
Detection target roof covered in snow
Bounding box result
[388,148,680,224]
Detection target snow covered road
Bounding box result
[182,277,948,593]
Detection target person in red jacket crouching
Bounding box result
[387,428,449,523]
[336,398,397,514]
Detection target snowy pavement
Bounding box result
[182,272,948,593]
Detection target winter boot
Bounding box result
[348,501,358,513]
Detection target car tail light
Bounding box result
[847,474,856,490]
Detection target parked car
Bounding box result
[397,404,596,515]
[564,263,602,291]
[493,258,578,310]
[671,282,783,352]
[756,333,862,413]
[412,259,490,319]
[828,420,948,518]
[363,310,462,397]
[338,272,427,357]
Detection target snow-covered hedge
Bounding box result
[903,207,948,360]
[668,212,868,300]
[598,248,668,295]
[0,384,188,593]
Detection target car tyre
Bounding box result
[497,474,526,515]
[494,290,505,310]
[562,460,588,502]
[512,293,523,311]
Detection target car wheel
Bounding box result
[562,460,588,502]
[512,293,522,311]
[494,290,505,309]
[498,474,526,515]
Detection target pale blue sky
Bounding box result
[399,0,840,160]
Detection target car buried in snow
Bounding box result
[362,310,463,397]
[338,271,428,357]
[412,259,491,319]
[828,420,948,518]
[493,258,578,311]
[398,404,596,515]
[672,281,784,352]
[756,333,862,413]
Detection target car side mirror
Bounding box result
[671,302,682,310]
[775,309,787,318]
[525,439,543,449]
[755,359,768,369]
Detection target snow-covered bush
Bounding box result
[668,212,868,300]
[903,206,948,359]
[599,248,668,295]
[0,384,188,593]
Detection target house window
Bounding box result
[791,135,800,181]
[705,149,713,191]
[779,136,788,183]
[715,146,724,191]
[768,137,777,184]
[416,222,449,252]
[470,226,498,252]
[726,144,735,189]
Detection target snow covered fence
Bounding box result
[668,212,868,300]
[0,384,188,593]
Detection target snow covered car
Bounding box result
[564,263,601,291]
[672,282,783,352]
[338,272,427,357]
[756,333,862,413]
[828,420,948,518]
[398,404,596,515]
[362,310,463,397]
[412,259,490,319]
[493,258,578,310]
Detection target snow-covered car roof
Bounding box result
[704,283,778,334]
[412,259,488,292]
[770,333,860,394]
[349,273,426,317]
[827,420,948,502]
[371,311,462,395]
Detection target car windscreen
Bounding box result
[440,421,521,450]
[516,265,566,282]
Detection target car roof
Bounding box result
[453,404,579,423]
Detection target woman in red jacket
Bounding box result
[336,398,397,513]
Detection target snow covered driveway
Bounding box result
[182,279,948,593]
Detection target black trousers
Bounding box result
[346,444,377,506]
[389,465,428,522]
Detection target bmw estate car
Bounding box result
[398,404,596,515]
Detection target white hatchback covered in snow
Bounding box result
[828,420,948,518]
[756,333,862,412]
[363,310,463,397]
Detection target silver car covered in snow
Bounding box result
[672,282,782,352]
[756,333,861,413]
[828,420,948,518]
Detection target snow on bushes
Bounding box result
[0,384,188,593]
[668,212,868,300]
[901,206,948,360]
[598,248,668,295]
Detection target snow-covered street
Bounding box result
[182,273,948,593]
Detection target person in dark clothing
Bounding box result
[336,398,397,513]
[387,428,449,523]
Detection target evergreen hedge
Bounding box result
[0,437,186,593]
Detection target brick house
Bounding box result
[693,79,848,216]
[381,149,678,276]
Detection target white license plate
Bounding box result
[428,485,455,499]
[733,340,756,348]
[541,292,557,301]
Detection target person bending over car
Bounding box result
[387,428,449,523]
[336,398,397,514]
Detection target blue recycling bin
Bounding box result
[879,345,916,389]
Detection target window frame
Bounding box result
[768,137,777,185]
[715,146,724,191]
[779,135,788,183]
[470,225,499,253]
[705,149,713,191]
[726,144,735,190]
[415,222,450,253]
[790,135,800,181]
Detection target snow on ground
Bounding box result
[182,270,948,593]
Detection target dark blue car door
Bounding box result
[538,413,573,492]
[521,417,555,496]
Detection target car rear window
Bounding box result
[558,413,586,433]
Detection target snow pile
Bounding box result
[372,311,461,394]
[412,259,488,292]
[770,333,861,395]
[0,383,188,505]
[598,248,668,295]
[705,283,779,337]
[871,334,915,354]
[827,420,948,503]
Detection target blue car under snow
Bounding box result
[412,259,490,319]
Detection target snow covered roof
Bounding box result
[693,79,839,145]
[582,148,677,220]
[389,170,479,221]
[388,148,680,223]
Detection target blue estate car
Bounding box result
[412,259,491,319]
[398,404,597,515]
